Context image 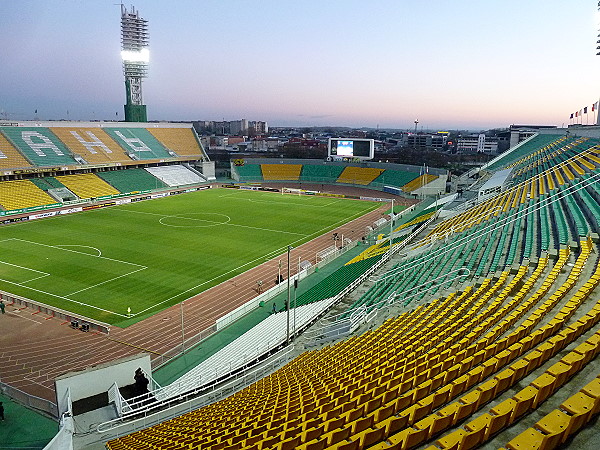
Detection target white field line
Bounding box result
[133,204,379,316]
[0,278,128,317]
[224,222,307,236]
[21,273,51,284]
[284,204,381,247]
[246,198,341,208]
[0,260,51,284]
[55,244,102,256]
[0,238,149,318]
[6,238,147,268]
[112,208,308,236]
[7,311,42,325]
[197,190,341,208]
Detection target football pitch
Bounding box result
[0,188,380,326]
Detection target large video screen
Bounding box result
[328,138,374,160]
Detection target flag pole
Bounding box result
[389,198,394,258]
[286,245,291,346]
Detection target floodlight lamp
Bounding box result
[121,48,149,63]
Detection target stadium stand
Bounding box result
[392,209,437,233]
[232,161,442,193]
[145,164,205,186]
[54,173,120,199]
[0,126,79,166]
[152,298,337,404]
[261,163,303,181]
[104,127,172,160]
[1,119,598,450]
[506,373,600,449]
[300,164,346,184]
[293,255,385,307]
[97,168,168,193]
[485,134,564,171]
[0,132,32,169]
[147,127,205,158]
[0,180,57,210]
[346,235,409,265]
[107,233,600,450]
[402,173,438,193]
[29,176,68,193]
[235,163,265,181]
[337,166,384,185]
[49,127,131,164]
[372,169,420,188]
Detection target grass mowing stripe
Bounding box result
[0,188,379,325]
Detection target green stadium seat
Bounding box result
[97,168,168,193]
[372,169,420,188]
[235,163,264,181]
[104,127,172,160]
[300,164,345,184]
[1,126,78,166]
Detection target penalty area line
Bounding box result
[0,278,129,318]
[0,260,51,284]
[7,238,146,268]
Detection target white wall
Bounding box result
[54,353,151,415]
[201,161,216,180]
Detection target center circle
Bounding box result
[159,212,231,228]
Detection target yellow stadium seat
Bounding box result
[147,127,204,157]
[50,127,131,163]
[55,173,120,199]
[0,132,32,169]
[336,166,384,185]
[0,180,56,210]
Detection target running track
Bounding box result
[0,186,417,403]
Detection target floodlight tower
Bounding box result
[121,4,149,122]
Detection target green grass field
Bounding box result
[0,188,379,326]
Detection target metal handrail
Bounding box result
[96,346,294,434]
[384,171,600,286]
[303,214,440,339]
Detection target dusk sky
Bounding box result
[2,1,599,129]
